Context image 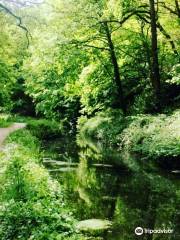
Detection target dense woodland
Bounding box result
[0,0,180,240]
[0,0,179,119]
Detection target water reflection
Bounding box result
[43,137,179,240]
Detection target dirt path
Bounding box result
[0,123,26,147]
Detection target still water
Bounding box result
[42,136,179,240]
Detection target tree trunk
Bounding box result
[175,0,180,18]
[149,0,161,99]
[103,22,126,114]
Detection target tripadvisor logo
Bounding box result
[135,227,143,235]
[135,227,174,236]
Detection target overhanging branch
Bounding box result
[0,3,31,47]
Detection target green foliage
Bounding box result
[26,119,64,139]
[78,109,180,168]
[1,0,179,119]
[167,64,180,85]
[119,110,180,164]
[0,200,74,240]
[0,60,15,112]
[0,114,12,127]
[0,1,179,239]
[0,130,77,240]
[77,109,126,146]
[7,129,41,154]
[77,61,118,115]
[0,11,28,114]
[24,46,87,122]
[0,119,11,128]
[130,84,157,114]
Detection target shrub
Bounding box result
[167,64,180,85]
[130,84,157,114]
[119,110,180,167]
[78,109,180,169]
[0,114,12,127]
[77,109,126,146]
[26,119,64,139]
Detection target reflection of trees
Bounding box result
[60,138,179,239]
[75,146,119,219]
[112,173,179,240]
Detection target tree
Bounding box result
[103,21,126,113]
[160,0,180,19]
[0,2,33,113]
[1,0,177,119]
[64,0,127,113]
[149,0,161,98]
[0,1,30,46]
[175,0,180,18]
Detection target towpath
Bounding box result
[0,123,26,147]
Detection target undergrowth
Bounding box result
[77,109,127,146]
[26,119,64,140]
[0,129,84,240]
[0,114,12,128]
[77,109,180,169]
[119,110,180,166]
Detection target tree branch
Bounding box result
[70,39,109,51]
[0,0,44,7]
[157,21,179,56]
[102,9,150,26]
[81,44,109,51]
[159,1,178,16]
[0,3,31,47]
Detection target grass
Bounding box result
[0,129,80,240]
